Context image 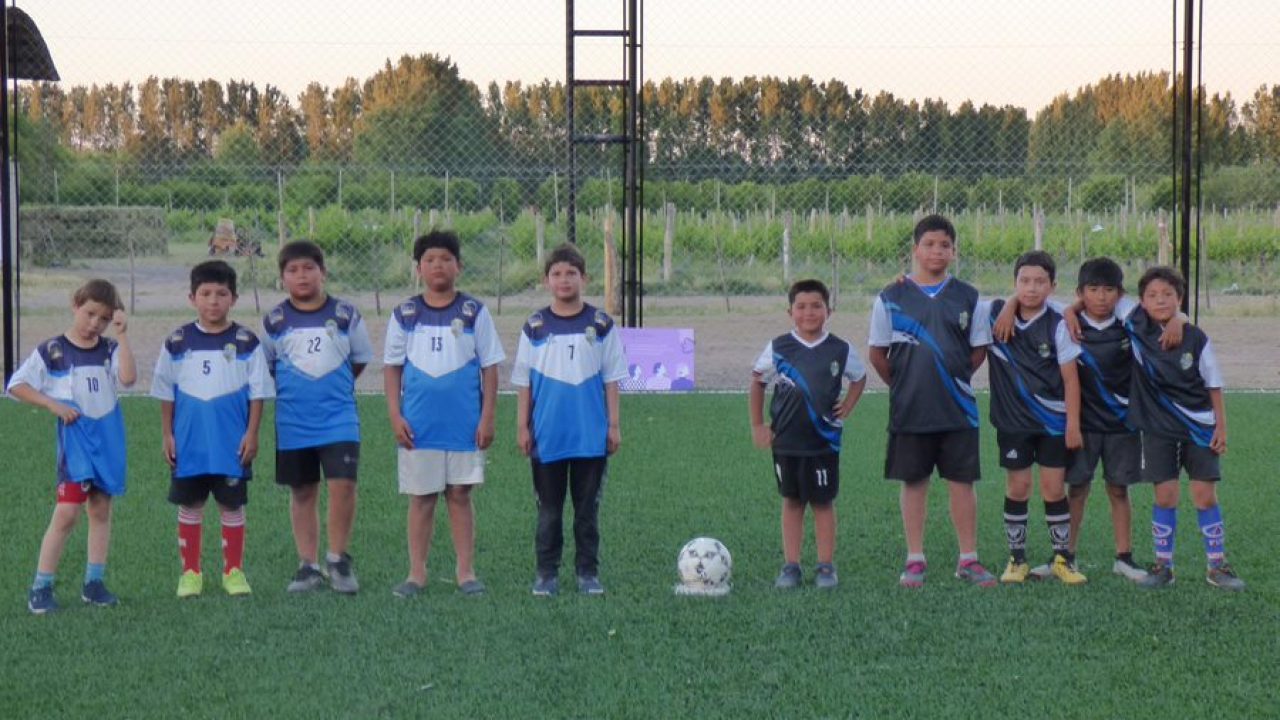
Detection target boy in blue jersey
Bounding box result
[867,215,997,588]
[385,231,505,598]
[151,261,273,598]
[1126,267,1243,590]
[984,251,1088,585]
[263,241,373,595]
[512,243,628,596]
[750,279,866,589]
[8,280,136,614]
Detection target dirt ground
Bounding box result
[9,256,1280,392]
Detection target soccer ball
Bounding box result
[675,537,732,596]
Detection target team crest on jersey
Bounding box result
[585,325,597,344]
[325,318,339,338]
[451,318,464,337]
[1180,352,1194,370]
[1038,342,1051,359]
[528,312,544,330]
[829,361,839,377]
[958,311,970,331]
[462,300,477,319]
[223,343,237,362]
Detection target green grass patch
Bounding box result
[1,394,1277,717]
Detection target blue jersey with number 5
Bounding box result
[151,322,273,479]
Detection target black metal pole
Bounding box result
[1170,0,1179,255]
[635,0,644,328]
[1193,0,1205,322]
[2,5,15,384]
[624,0,638,327]
[566,0,577,245]
[1179,0,1194,314]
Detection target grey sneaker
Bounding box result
[286,564,326,593]
[392,580,423,599]
[1206,562,1246,592]
[458,579,487,596]
[774,562,803,589]
[1140,562,1175,589]
[955,559,998,587]
[1113,557,1149,582]
[81,579,119,607]
[1029,561,1053,581]
[814,563,838,590]
[532,575,559,597]
[327,553,359,595]
[577,575,606,596]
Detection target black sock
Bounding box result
[1045,498,1071,556]
[1004,497,1029,563]
[1116,551,1134,564]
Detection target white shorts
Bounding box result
[397,448,486,496]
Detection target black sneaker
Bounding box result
[1139,562,1175,589]
[286,564,326,594]
[326,553,359,595]
[81,579,119,607]
[774,562,802,589]
[28,586,58,615]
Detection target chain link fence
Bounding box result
[8,1,1280,389]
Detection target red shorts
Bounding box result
[57,480,94,504]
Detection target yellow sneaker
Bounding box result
[177,570,203,599]
[222,567,252,597]
[1051,554,1088,585]
[1001,557,1030,584]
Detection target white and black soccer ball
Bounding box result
[674,537,732,596]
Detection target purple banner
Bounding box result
[618,328,696,392]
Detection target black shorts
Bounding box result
[773,452,839,504]
[997,430,1070,470]
[1067,432,1142,486]
[1140,433,1221,483]
[169,475,249,509]
[885,429,980,484]
[275,442,360,487]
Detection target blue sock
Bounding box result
[1153,506,1178,565]
[1197,506,1226,565]
[33,572,55,590]
[85,563,106,584]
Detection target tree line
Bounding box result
[15,54,1280,182]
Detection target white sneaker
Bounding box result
[1113,557,1149,582]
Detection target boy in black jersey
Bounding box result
[750,280,866,589]
[986,251,1087,585]
[868,215,997,588]
[1126,267,1243,591]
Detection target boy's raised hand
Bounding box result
[391,414,415,450]
[1159,313,1185,350]
[991,297,1019,343]
[1062,303,1084,342]
[111,309,129,335]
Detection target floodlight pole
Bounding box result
[1178,0,1194,315]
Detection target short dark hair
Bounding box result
[278,240,326,274]
[788,278,830,306]
[190,260,238,296]
[913,214,956,245]
[413,230,461,263]
[1077,257,1124,292]
[1138,266,1186,300]
[1014,250,1056,284]
[72,279,123,310]
[544,242,586,276]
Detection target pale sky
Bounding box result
[14,1,1279,112]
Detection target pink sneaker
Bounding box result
[955,559,998,587]
[899,560,927,588]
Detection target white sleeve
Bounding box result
[150,349,176,401]
[383,317,407,367]
[1115,296,1138,322]
[5,349,47,397]
[1200,339,1225,389]
[1055,319,1082,365]
[970,299,993,347]
[752,341,775,382]
[510,332,532,387]
[867,297,893,347]
[247,345,275,400]
[348,313,374,365]
[600,327,629,383]
[259,325,278,365]
[474,307,506,368]
[109,342,129,390]
[843,342,867,382]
